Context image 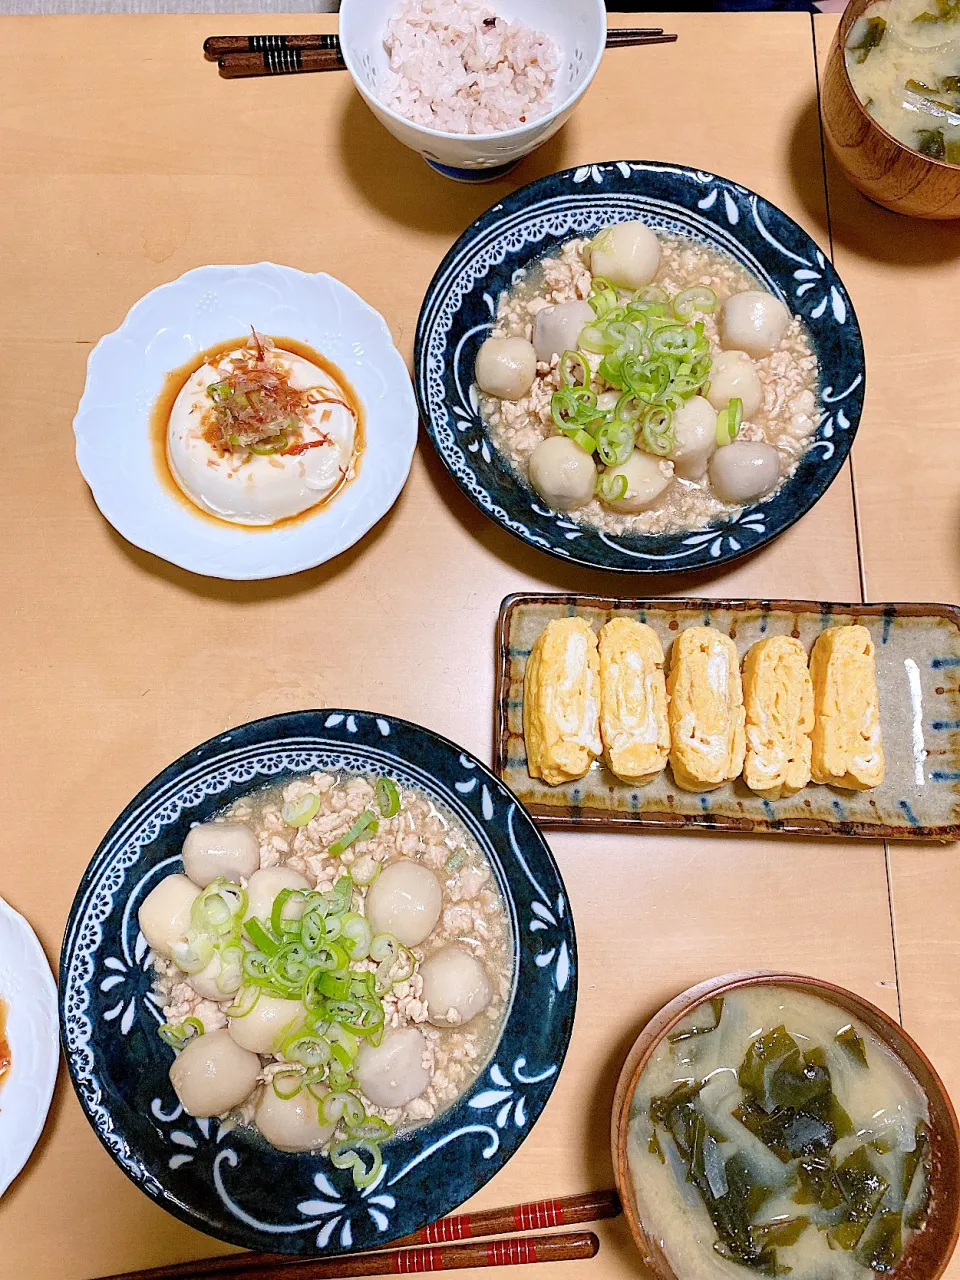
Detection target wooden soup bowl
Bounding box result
[822,0,960,219]
[611,972,960,1280]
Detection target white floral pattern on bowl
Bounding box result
[74,263,418,581]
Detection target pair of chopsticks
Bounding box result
[204,28,678,80]
[98,1189,620,1280]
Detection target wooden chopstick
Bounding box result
[202,28,665,62]
[99,1231,600,1280]
[208,29,676,79]
[96,1190,620,1280]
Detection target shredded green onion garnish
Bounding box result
[597,471,629,503]
[159,847,411,1183]
[245,917,280,956]
[715,397,744,447]
[330,1139,384,1190]
[374,777,400,819]
[672,286,717,319]
[158,1016,204,1048]
[282,794,321,827]
[329,810,379,857]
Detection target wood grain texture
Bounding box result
[821,0,960,219]
[816,21,960,1277]
[0,13,895,1280]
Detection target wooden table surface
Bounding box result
[1,10,957,1279]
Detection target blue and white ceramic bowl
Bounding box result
[415,162,866,572]
[59,711,576,1254]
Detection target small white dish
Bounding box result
[0,897,58,1199]
[74,264,418,580]
[339,0,607,182]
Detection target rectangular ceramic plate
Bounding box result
[494,595,960,841]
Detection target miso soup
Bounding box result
[627,985,933,1278]
[846,0,960,164]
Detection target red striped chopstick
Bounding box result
[96,1190,619,1280]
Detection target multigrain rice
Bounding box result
[381,0,560,134]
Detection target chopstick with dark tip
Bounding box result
[95,1190,619,1280]
[97,1231,601,1280]
[203,27,666,63]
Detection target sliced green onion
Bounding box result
[215,943,245,994]
[642,405,675,457]
[226,985,262,1018]
[597,471,628,503]
[171,932,214,975]
[282,1031,332,1069]
[192,879,247,938]
[715,397,743,447]
[577,323,613,354]
[207,381,231,402]
[322,1091,367,1128]
[639,285,669,305]
[340,913,373,960]
[559,350,591,390]
[652,326,700,357]
[245,917,281,956]
[317,973,353,1000]
[157,1016,204,1048]
[567,428,597,453]
[330,1139,384,1190]
[326,1022,360,1065]
[374,777,401,818]
[348,1114,393,1140]
[272,1068,306,1100]
[672,285,717,318]
[282,793,321,827]
[594,419,636,468]
[249,434,288,456]
[329,811,379,857]
[242,950,273,983]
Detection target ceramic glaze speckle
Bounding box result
[59,712,576,1255]
[414,163,866,572]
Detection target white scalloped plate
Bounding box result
[74,264,419,580]
[0,897,58,1199]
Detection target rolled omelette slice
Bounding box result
[809,624,884,789]
[524,617,602,787]
[666,626,745,791]
[742,635,814,799]
[598,618,669,786]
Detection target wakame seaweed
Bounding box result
[836,1024,869,1068]
[917,128,947,159]
[644,1009,930,1276]
[849,15,886,62]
